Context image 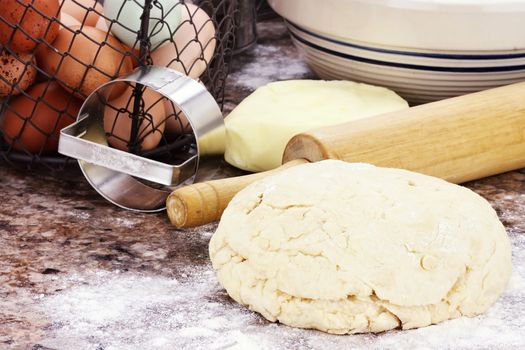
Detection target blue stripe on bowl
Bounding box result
[288,21,525,61]
[290,31,525,73]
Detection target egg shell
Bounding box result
[164,99,191,134]
[104,84,167,152]
[163,78,206,134]
[60,12,81,28]
[104,0,182,49]
[37,26,133,98]
[0,0,60,53]
[95,16,108,32]
[150,3,216,79]
[1,81,81,154]
[0,50,36,97]
[61,0,102,27]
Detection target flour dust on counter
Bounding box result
[229,44,312,91]
[226,21,315,95]
[35,268,258,350]
[31,232,525,350]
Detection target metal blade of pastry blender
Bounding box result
[59,114,197,187]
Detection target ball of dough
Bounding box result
[224,80,409,172]
[209,160,511,334]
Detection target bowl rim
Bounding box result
[268,0,525,51]
[355,0,525,11]
[287,21,525,61]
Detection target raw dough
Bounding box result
[224,80,408,172]
[209,160,511,334]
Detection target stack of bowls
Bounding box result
[268,0,525,104]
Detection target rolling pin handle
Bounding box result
[166,159,309,228]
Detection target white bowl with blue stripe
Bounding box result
[268,0,525,104]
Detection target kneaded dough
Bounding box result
[224,80,408,172]
[209,160,511,334]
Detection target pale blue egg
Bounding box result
[104,0,182,49]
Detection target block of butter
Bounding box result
[221,80,409,172]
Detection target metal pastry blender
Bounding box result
[58,66,225,212]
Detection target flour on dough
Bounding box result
[209,160,512,334]
[224,80,408,172]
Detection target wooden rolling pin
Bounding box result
[167,81,525,228]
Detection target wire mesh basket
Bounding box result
[0,0,236,171]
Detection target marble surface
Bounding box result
[1,20,524,350]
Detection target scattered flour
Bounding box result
[229,45,312,90]
[35,232,525,350]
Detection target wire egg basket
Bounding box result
[0,0,236,171]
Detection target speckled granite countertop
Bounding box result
[1,20,524,350]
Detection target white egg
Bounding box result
[104,0,182,49]
[150,4,216,79]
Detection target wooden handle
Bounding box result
[166,159,308,227]
[284,81,525,183]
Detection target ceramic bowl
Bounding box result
[268,0,525,103]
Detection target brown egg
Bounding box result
[1,81,82,154]
[37,26,133,98]
[60,12,81,28]
[164,99,191,134]
[104,85,166,152]
[61,0,102,27]
[0,0,60,53]
[163,78,207,135]
[95,16,108,32]
[0,50,36,96]
[150,3,217,79]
